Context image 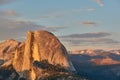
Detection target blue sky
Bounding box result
[0,0,120,50]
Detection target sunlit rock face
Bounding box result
[0,39,20,61]
[12,42,25,72]
[9,30,75,80]
[19,30,70,70]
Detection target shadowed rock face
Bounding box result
[0,30,75,80]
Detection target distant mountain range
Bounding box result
[69,49,120,80]
[70,49,120,55]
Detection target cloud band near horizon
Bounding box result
[60,32,111,38]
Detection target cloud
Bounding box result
[0,10,19,17]
[3,10,18,16]
[60,32,111,38]
[87,8,95,11]
[39,15,55,18]
[93,0,104,7]
[40,15,63,19]
[39,12,66,19]
[60,32,119,49]
[81,21,97,26]
[39,8,95,19]
[61,38,119,47]
[90,38,119,44]
[0,8,68,41]
[44,26,67,32]
[0,17,66,41]
[0,0,15,5]
[0,18,45,40]
[0,9,68,41]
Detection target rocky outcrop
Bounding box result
[12,42,25,72]
[0,30,75,80]
[0,39,20,60]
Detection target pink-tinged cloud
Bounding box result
[93,0,104,7]
[0,10,19,17]
[4,10,19,16]
[81,21,97,26]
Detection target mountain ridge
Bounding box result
[70,49,120,55]
[0,30,76,80]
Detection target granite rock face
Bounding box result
[0,30,75,80]
[0,39,20,61]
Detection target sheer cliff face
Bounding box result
[8,30,74,80]
[17,30,70,71]
[33,30,69,67]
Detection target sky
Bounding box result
[0,0,120,50]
